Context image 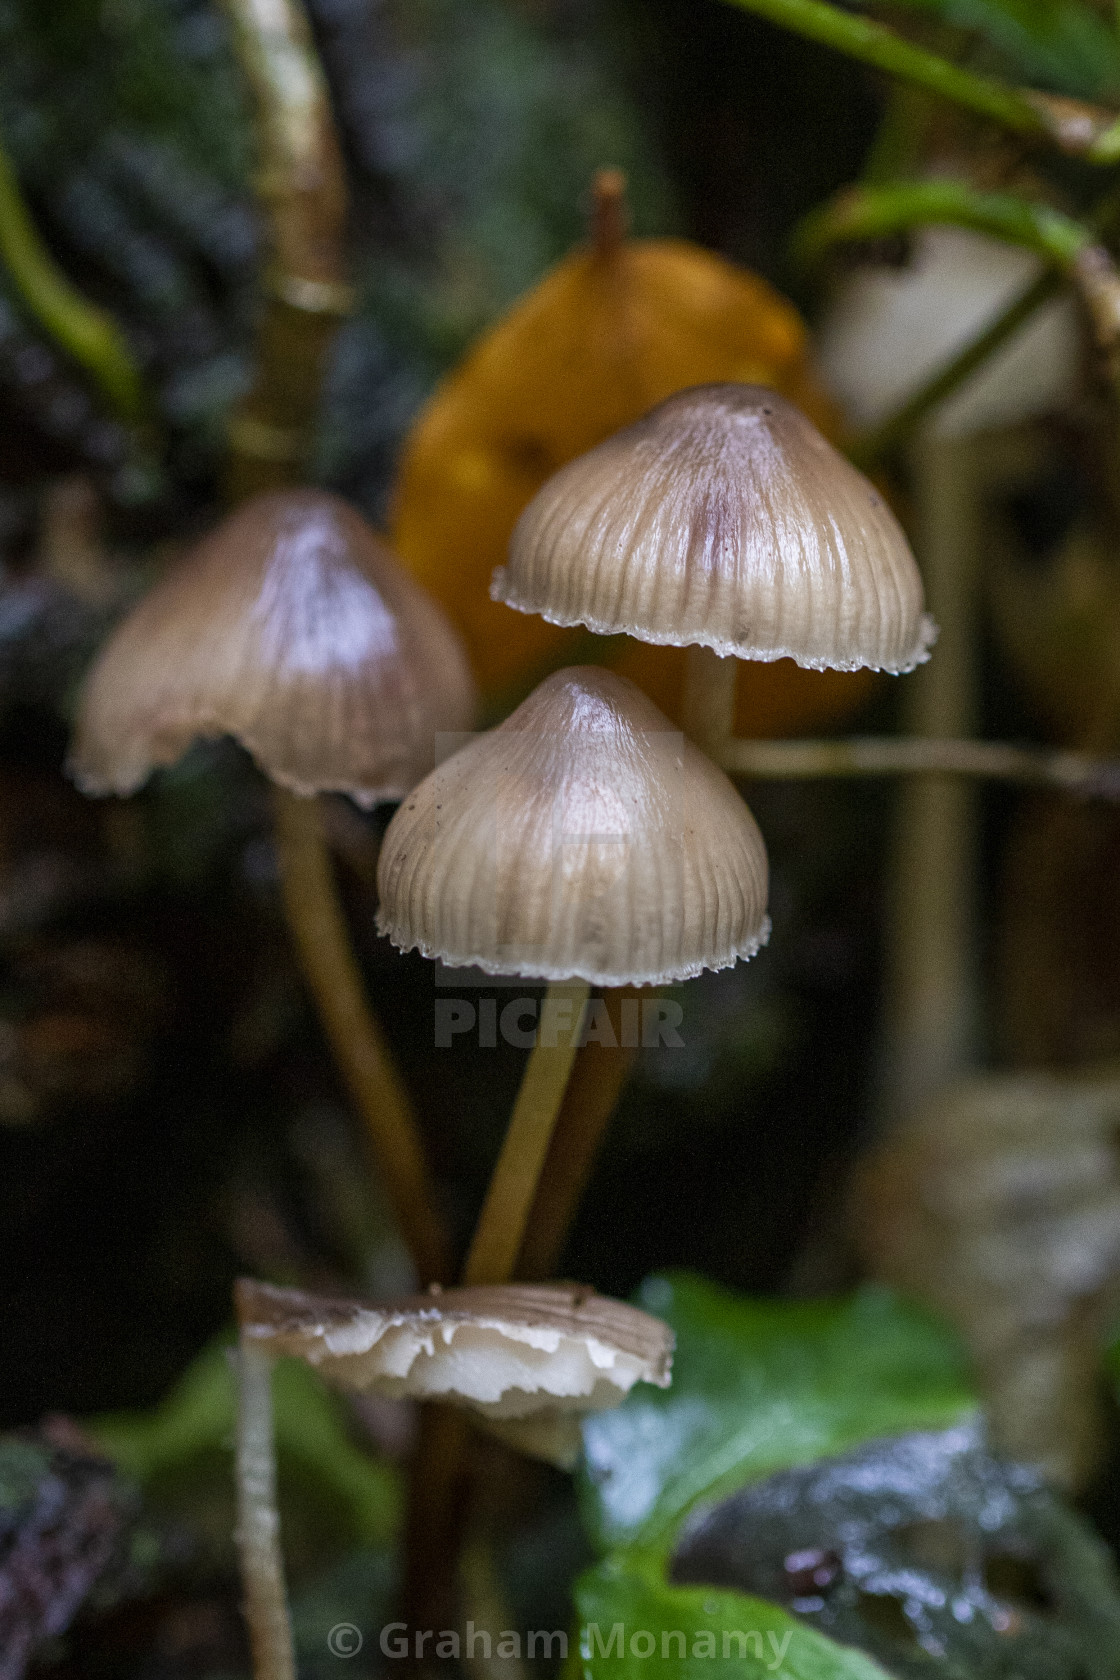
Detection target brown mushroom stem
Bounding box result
[400,1403,472,1659]
[235,1337,296,1680]
[219,0,353,502]
[461,980,591,1286]
[711,733,1120,797]
[517,985,643,1280]
[272,786,451,1285]
[681,645,737,750]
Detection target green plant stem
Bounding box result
[0,133,146,424]
[719,0,1120,161]
[235,1339,296,1680]
[271,788,451,1286]
[849,269,1062,467]
[714,733,1120,796]
[462,981,590,1287]
[796,180,1091,274]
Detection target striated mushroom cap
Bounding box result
[493,383,934,674]
[236,1277,673,1468]
[69,490,477,805]
[375,666,769,986]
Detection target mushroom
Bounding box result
[69,488,476,1284]
[236,1275,673,1469]
[69,489,475,805]
[391,170,840,700]
[376,664,768,1285]
[232,1274,672,1680]
[491,382,933,746]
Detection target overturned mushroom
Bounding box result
[236,1277,673,1469]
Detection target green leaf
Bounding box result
[871,0,1120,102]
[579,1275,975,1553]
[571,1555,891,1680]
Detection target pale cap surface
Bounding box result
[375,665,770,986]
[493,383,933,673]
[69,489,477,805]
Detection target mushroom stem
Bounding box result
[711,733,1120,798]
[271,786,451,1285]
[235,1337,296,1680]
[462,980,591,1286]
[517,985,643,1280]
[681,646,737,750]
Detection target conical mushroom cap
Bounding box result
[236,1277,673,1468]
[376,666,769,986]
[69,489,477,805]
[493,383,934,674]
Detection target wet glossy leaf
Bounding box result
[579,1274,975,1552]
[572,1554,890,1680]
[671,1422,1120,1677]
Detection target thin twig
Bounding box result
[713,734,1120,798]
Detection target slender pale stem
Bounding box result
[235,1337,296,1680]
[879,435,980,1123]
[681,646,737,750]
[712,733,1120,797]
[271,786,451,1285]
[518,986,642,1281]
[461,980,590,1287]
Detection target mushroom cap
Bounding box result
[375,666,769,986]
[390,233,838,696]
[69,489,477,805]
[492,383,934,674]
[236,1277,672,1467]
